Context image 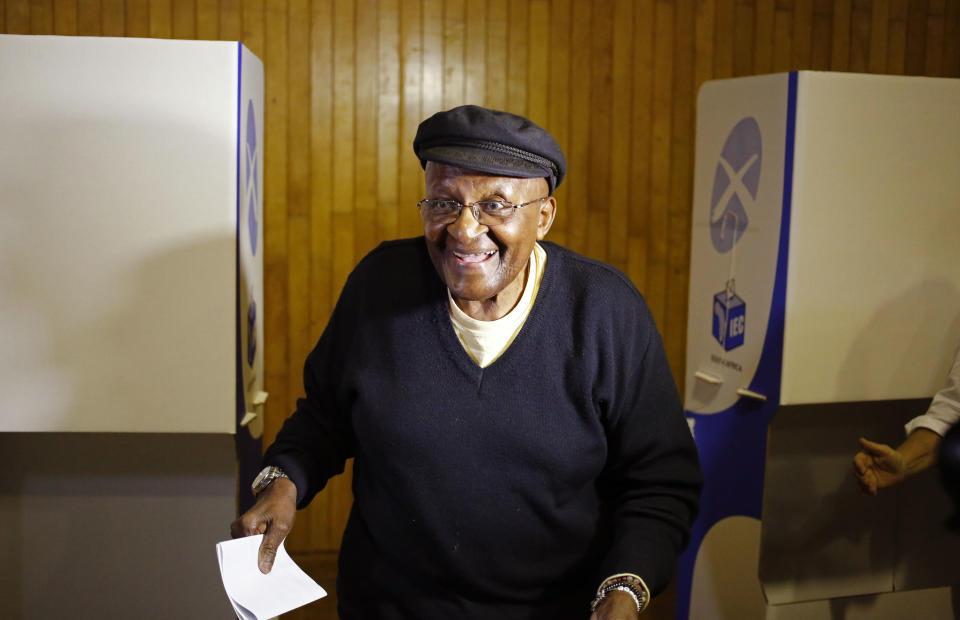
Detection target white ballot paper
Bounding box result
[216,535,327,620]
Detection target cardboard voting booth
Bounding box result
[0,35,263,618]
[679,72,960,620]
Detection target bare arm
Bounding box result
[853,428,941,495]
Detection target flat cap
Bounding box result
[413,105,566,194]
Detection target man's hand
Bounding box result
[230,476,298,573]
[590,590,640,620]
[853,437,906,495]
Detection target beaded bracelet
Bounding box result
[589,573,650,615]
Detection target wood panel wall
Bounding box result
[4,0,959,613]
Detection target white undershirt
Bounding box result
[447,243,547,368]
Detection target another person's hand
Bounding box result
[230,476,298,573]
[589,590,641,620]
[853,437,906,495]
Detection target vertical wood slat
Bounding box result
[29,0,53,34]
[6,0,29,33]
[303,0,334,553]
[101,0,125,36]
[587,0,612,263]
[566,0,590,256]
[442,0,464,110]
[53,0,77,35]
[148,0,171,38]
[648,0,675,329]
[172,0,194,39]
[546,0,571,248]
[628,0,655,296]
[126,0,149,37]
[377,0,401,243]
[77,0,101,35]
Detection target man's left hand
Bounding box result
[590,590,641,620]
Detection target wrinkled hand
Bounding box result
[853,437,906,495]
[230,477,298,573]
[589,590,640,620]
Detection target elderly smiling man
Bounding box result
[232,105,702,620]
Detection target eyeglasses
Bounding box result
[416,196,549,225]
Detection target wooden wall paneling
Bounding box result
[172,0,194,38]
[506,0,528,116]
[78,0,102,35]
[905,0,929,74]
[607,0,633,276]
[101,0,125,36]
[888,0,909,72]
[926,0,945,75]
[666,0,695,380]
[869,0,891,72]
[566,0,590,256]
[52,0,77,34]
[0,0,6,33]
[586,0,612,263]
[148,0,171,37]
[793,0,813,68]
[772,0,794,71]
[196,0,218,40]
[219,0,240,40]
[399,0,424,239]
[943,0,959,75]
[715,0,735,77]
[648,0,675,329]
[125,0,149,37]
[484,0,507,111]
[355,0,379,262]
[755,0,776,74]
[442,0,465,109]
[810,0,834,68]
[849,0,871,71]
[422,0,443,119]
[830,0,852,69]
[464,0,486,106]
[546,0,570,248]
[734,0,756,77]
[29,0,53,34]
[5,0,27,33]
[526,0,549,128]
[378,0,401,242]
[628,0,654,294]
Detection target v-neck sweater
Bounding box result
[265,237,702,619]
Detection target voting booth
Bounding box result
[0,35,263,618]
[677,71,960,619]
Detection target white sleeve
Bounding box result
[905,345,960,437]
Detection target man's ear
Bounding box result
[536,196,557,240]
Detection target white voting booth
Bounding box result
[677,71,960,619]
[0,35,264,618]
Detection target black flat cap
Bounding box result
[413,105,566,194]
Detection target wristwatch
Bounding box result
[251,465,289,496]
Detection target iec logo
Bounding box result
[710,117,761,253]
[712,285,745,351]
[245,99,259,257]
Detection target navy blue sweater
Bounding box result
[265,238,701,619]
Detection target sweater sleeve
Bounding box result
[596,301,703,596]
[262,270,361,509]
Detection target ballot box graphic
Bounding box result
[679,72,960,620]
[0,35,264,619]
[712,286,745,351]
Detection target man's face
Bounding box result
[422,162,555,318]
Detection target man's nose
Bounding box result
[447,204,486,240]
